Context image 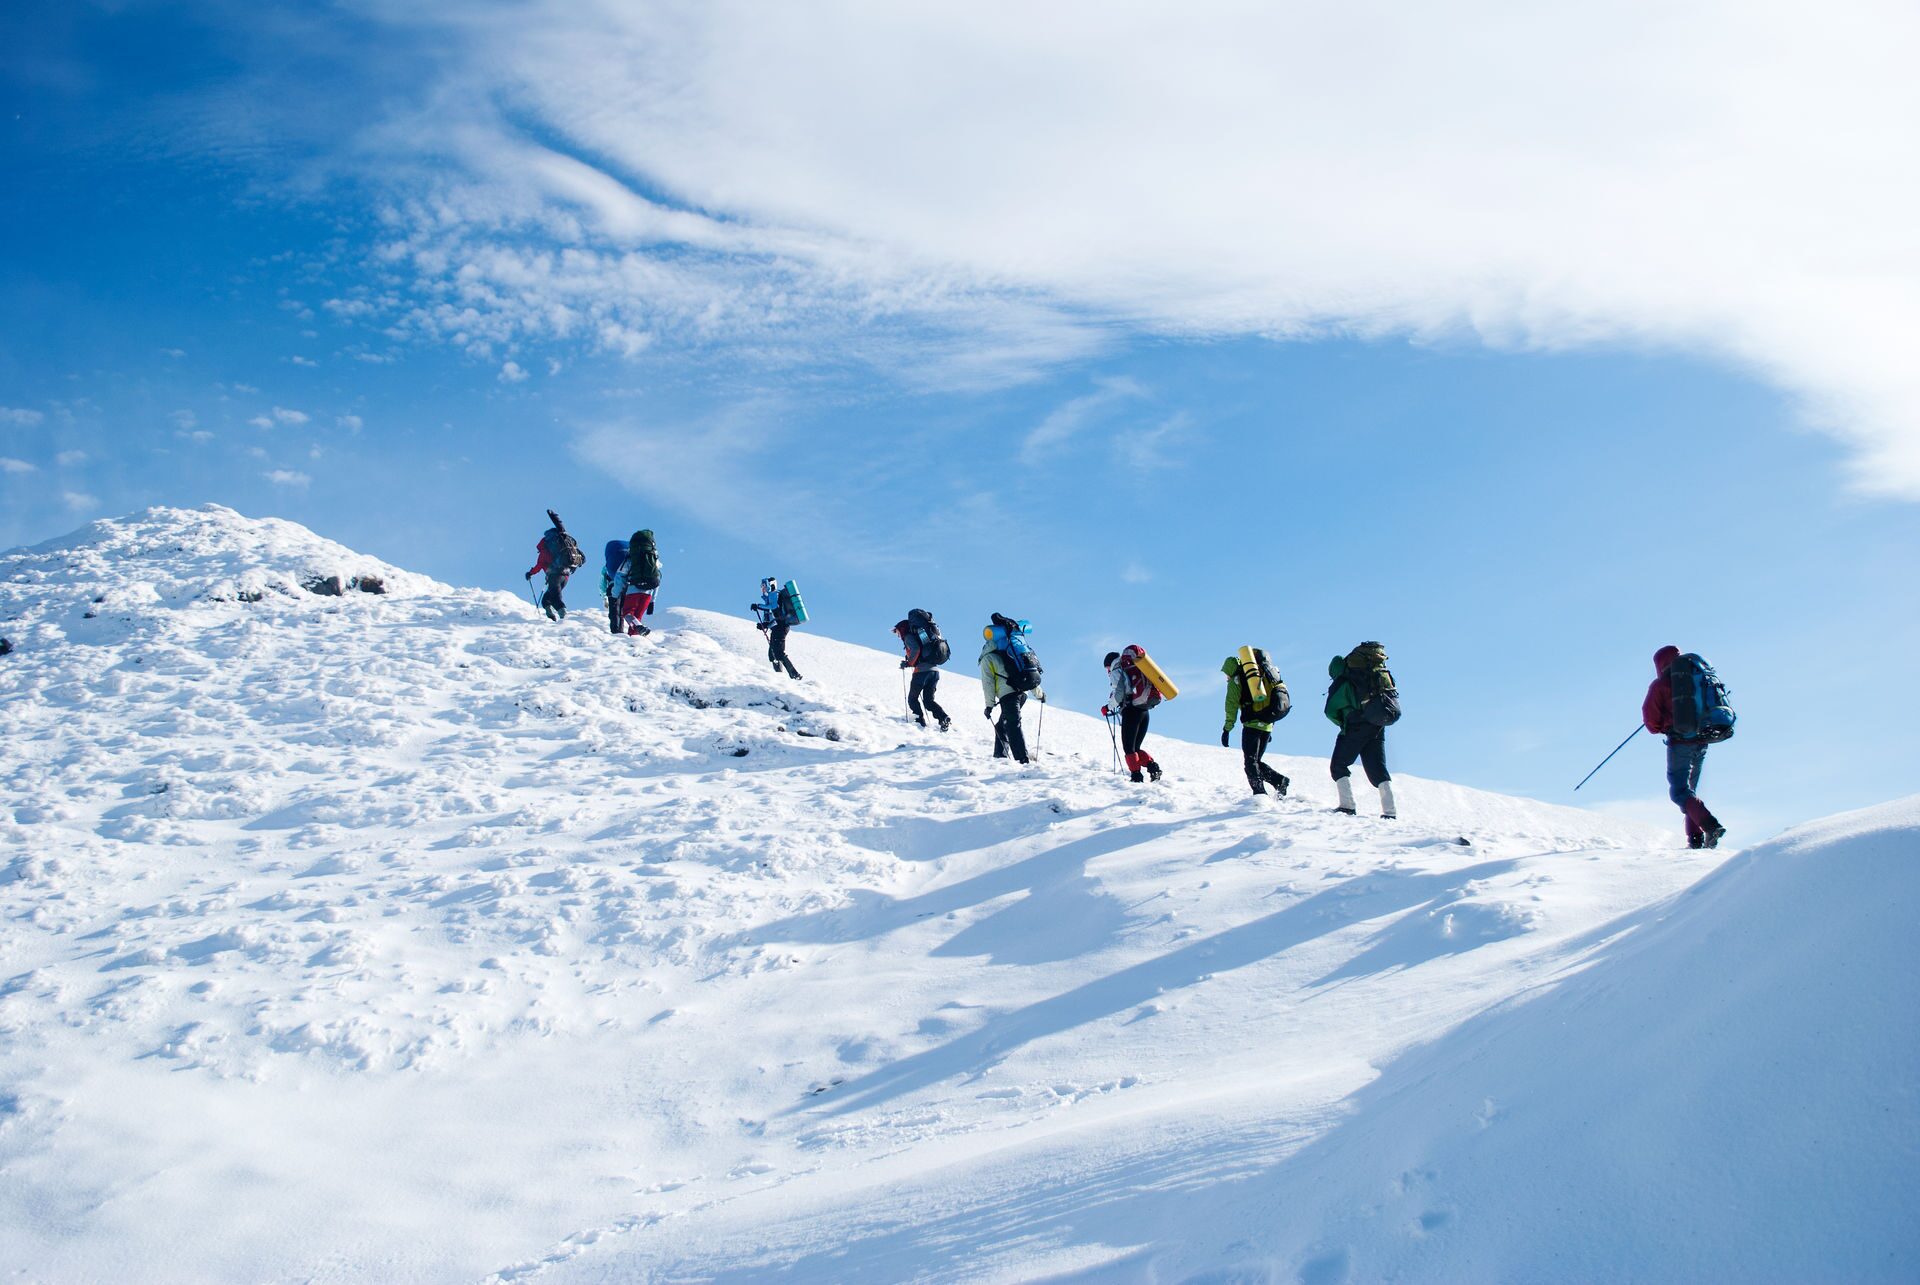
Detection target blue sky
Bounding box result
[4,0,1917,838]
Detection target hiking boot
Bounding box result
[1379,781,1398,820]
[1146,761,1162,783]
[1250,780,1268,796]
[1129,770,1145,783]
[1687,832,1705,850]
[937,718,952,733]
[915,716,927,729]
[1703,822,1727,849]
[636,625,651,637]
[1272,773,1290,797]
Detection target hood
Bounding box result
[1329,656,1347,679]
[1654,644,1681,672]
[1221,657,1241,677]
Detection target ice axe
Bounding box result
[1575,725,1643,791]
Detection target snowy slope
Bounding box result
[1,505,1901,1282]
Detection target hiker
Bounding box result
[1221,649,1291,796]
[751,577,803,680]
[600,538,628,629]
[893,608,951,730]
[1324,641,1400,818]
[524,509,584,621]
[1102,647,1163,783]
[1642,645,1730,849]
[608,528,662,637]
[979,614,1044,763]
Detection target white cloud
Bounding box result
[291,355,318,368]
[249,415,275,429]
[498,360,529,383]
[233,384,260,394]
[170,409,198,430]
[55,450,87,466]
[264,469,311,487]
[0,407,45,426]
[337,414,364,432]
[340,0,1920,496]
[159,347,186,358]
[1022,377,1147,464]
[179,429,215,443]
[1122,562,1152,585]
[0,457,36,474]
[272,406,309,424]
[62,490,98,510]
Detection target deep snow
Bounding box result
[0,506,1911,1282]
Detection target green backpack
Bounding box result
[625,529,662,591]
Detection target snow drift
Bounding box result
[0,505,1910,1282]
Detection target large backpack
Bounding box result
[905,608,950,667]
[542,527,585,575]
[1238,647,1291,723]
[776,579,808,627]
[625,530,662,591]
[1669,653,1736,742]
[990,612,1042,693]
[602,540,628,578]
[1346,641,1401,727]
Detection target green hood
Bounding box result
[1221,657,1241,677]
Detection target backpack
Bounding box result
[542,527,585,575]
[990,612,1042,693]
[776,579,808,627]
[625,530,661,591]
[602,540,628,577]
[1669,653,1736,742]
[1238,647,1291,723]
[1345,641,1401,727]
[904,609,950,667]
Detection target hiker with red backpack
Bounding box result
[1102,647,1164,783]
[607,529,661,637]
[524,509,585,621]
[893,608,951,730]
[1642,645,1733,848]
[1323,641,1400,818]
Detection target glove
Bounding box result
[900,661,910,669]
[1220,729,1231,747]
[984,706,993,719]
[1100,705,1111,717]
[1038,692,1046,703]
[524,571,534,581]
[647,600,655,615]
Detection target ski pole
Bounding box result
[1106,712,1120,772]
[524,577,542,612]
[1574,725,1643,791]
[1035,697,1045,760]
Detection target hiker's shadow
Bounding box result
[801,856,1524,1118]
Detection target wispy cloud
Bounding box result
[264,469,311,487]
[0,407,45,426]
[0,457,36,474]
[316,0,1920,497]
[272,407,309,424]
[1021,377,1146,464]
[55,450,87,467]
[62,490,98,511]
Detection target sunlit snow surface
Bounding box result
[1,506,1912,1281]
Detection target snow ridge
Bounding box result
[5,506,1899,1282]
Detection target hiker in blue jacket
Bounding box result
[751,577,802,680]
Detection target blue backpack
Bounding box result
[1670,653,1736,742]
[989,613,1043,693]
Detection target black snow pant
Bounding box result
[1330,721,1390,786]
[539,572,568,619]
[909,671,948,726]
[766,622,801,679]
[1120,705,1158,775]
[993,693,1029,763]
[1240,726,1290,794]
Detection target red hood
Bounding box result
[1654,645,1681,672]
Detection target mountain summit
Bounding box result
[1,506,1911,1281]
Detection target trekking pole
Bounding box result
[1106,712,1120,772]
[1035,698,1045,760]
[1574,725,1643,791]
[523,577,542,613]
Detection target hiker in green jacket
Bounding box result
[1221,654,1290,797]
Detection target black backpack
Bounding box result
[625,530,662,591]
[904,608,950,666]
[542,527,584,575]
[1241,648,1292,723]
[1669,653,1736,742]
[1347,642,1401,727]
